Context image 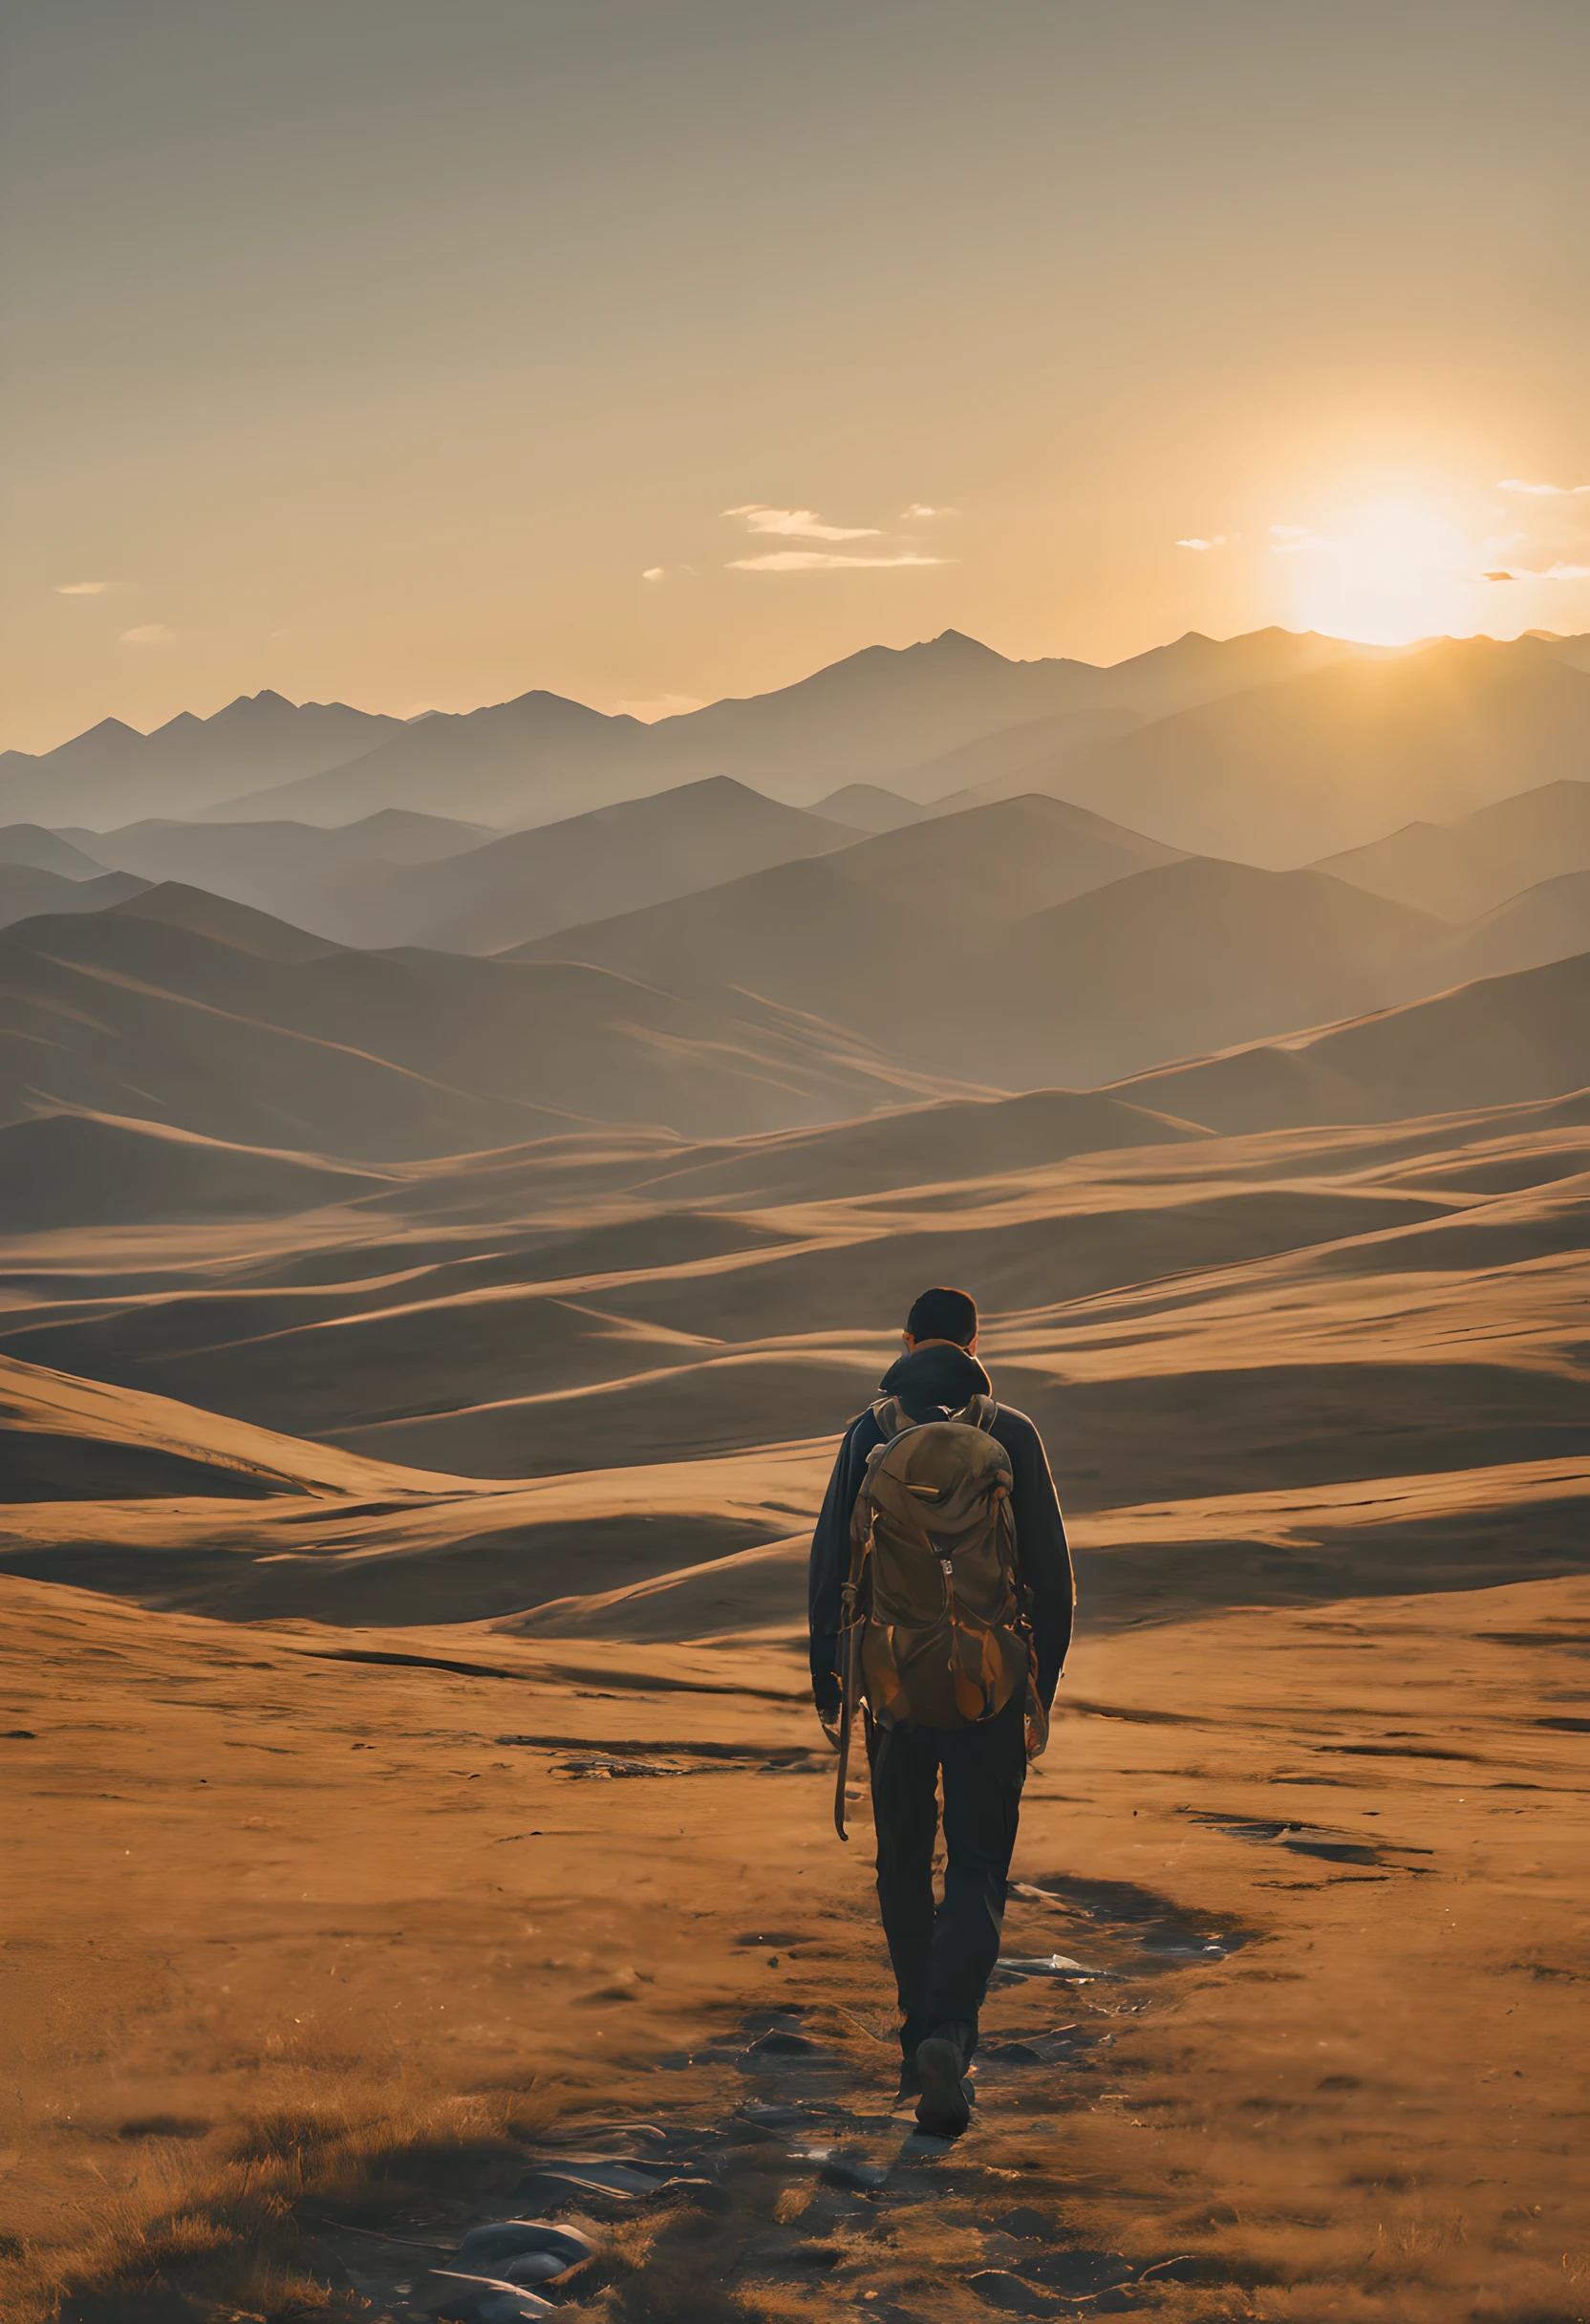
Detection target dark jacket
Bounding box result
[807,1342,1075,1718]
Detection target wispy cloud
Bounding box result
[1268,524,1315,553]
[724,504,880,542]
[901,502,955,520]
[55,580,108,594]
[1497,479,1590,496]
[728,549,949,572]
[722,501,952,571]
[641,568,665,581]
[118,623,178,647]
[1175,535,1228,551]
[1478,560,1590,582]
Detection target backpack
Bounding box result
[829,1392,1047,1840]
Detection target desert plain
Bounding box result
[1,627,1589,2324]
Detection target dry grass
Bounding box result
[4,1572,1587,2324]
[0,2077,566,2324]
[7,2029,1589,2324]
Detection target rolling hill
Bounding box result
[1041,636,1590,866]
[2,984,1581,1515]
[1121,947,1590,1133]
[55,807,497,941]
[0,1111,393,1232]
[1543,630,1590,674]
[508,774,1590,1091]
[8,799,1583,1154]
[878,705,1149,808]
[0,863,149,931]
[809,783,923,830]
[1314,779,1590,920]
[1451,869,1590,982]
[77,781,858,951]
[0,884,965,1155]
[361,777,859,953]
[1007,857,1451,1085]
[510,792,1190,1081]
[0,824,111,877]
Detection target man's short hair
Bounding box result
[906,1285,978,1346]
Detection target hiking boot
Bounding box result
[913,2023,973,2138]
[895,2055,921,2103]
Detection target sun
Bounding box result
[1278,499,1473,646]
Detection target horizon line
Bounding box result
[8,620,1573,762]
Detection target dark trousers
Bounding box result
[866,1691,1027,2061]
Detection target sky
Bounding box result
[3,0,1588,752]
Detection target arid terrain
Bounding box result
[2,629,1588,2322]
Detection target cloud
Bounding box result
[1175,535,1228,551]
[727,549,950,572]
[722,501,951,570]
[118,623,178,646]
[901,502,955,520]
[1479,560,1590,583]
[55,580,108,594]
[1497,479,1590,496]
[1268,524,1316,553]
[724,504,881,542]
[641,568,664,581]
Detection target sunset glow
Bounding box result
[1278,502,1476,648]
[4,10,1589,2314]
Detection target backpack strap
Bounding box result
[952,1392,999,1433]
[872,1392,997,1439]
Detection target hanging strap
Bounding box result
[831,1623,856,1841]
[830,1530,873,1841]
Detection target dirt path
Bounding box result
[2,1571,1587,2321]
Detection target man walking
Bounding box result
[808,1285,1074,2137]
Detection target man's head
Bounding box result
[902,1284,978,1355]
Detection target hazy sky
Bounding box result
[4,0,1588,750]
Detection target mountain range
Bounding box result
[69,779,855,951]
[3,786,1587,1163]
[3,618,1586,1170]
[6,628,1586,885]
[0,690,407,827]
[1041,635,1590,866]
[506,786,1590,1088]
[0,883,965,1155]
[1314,778,1590,920]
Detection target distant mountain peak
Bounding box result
[920,627,1008,660]
[214,688,298,721]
